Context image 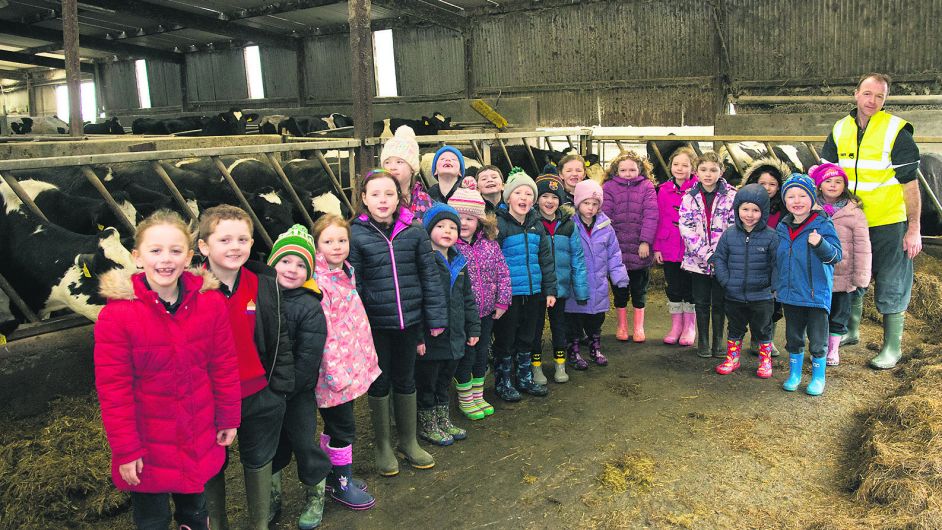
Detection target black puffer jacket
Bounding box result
[245,260,295,394]
[349,208,448,330]
[420,247,480,361]
[280,284,328,394]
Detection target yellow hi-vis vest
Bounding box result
[832,111,910,227]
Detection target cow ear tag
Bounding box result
[82,262,92,278]
[97,224,105,231]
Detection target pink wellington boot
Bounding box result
[679,303,697,346]
[632,308,646,343]
[826,334,841,366]
[663,302,684,344]
[715,339,742,375]
[757,341,773,378]
[615,307,629,341]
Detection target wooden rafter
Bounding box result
[0,23,183,63]
[0,49,95,73]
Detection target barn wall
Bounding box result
[303,34,353,103]
[393,25,465,97]
[146,59,183,108]
[470,0,720,126]
[186,49,249,104]
[100,61,140,112]
[261,46,299,100]
[1,87,30,115]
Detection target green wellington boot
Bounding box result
[244,463,272,530]
[393,392,436,469]
[298,479,327,530]
[841,293,864,346]
[203,470,229,530]
[870,312,905,369]
[367,394,400,476]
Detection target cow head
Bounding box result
[278,117,304,137]
[106,117,124,134]
[53,227,134,321]
[329,113,354,128]
[430,112,452,130]
[248,188,295,241]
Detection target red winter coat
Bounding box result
[94,269,241,494]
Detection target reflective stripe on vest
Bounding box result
[833,111,909,227]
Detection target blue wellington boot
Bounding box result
[806,356,826,396]
[782,351,804,392]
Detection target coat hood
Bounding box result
[733,183,770,230]
[99,267,219,301]
[743,156,791,186]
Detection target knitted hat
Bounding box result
[448,176,487,220]
[267,224,316,278]
[573,179,604,208]
[781,173,817,203]
[380,125,421,175]
[809,162,848,188]
[535,174,566,203]
[423,203,461,234]
[502,167,538,202]
[432,145,465,178]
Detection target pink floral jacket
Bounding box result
[679,179,737,275]
[311,252,381,408]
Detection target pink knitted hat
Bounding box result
[448,176,487,219]
[573,179,603,208]
[809,162,848,188]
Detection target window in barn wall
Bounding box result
[135,59,152,109]
[55,82,96,123]
[373,29,398,97]
[244,46,265,99]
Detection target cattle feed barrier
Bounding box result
[0,138,359,341]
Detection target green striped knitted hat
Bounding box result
[267,224,316,278]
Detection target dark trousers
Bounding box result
[691,272,725,320]
[415,359,460,409]
[870,222,913,315]
[613,268,650,308]
[829,291,854,335]
[566,312,606,339]
[726,299,774,342]
[533,297,569,351]
[783,304,829,358]
[662,261,693,303]
[237,386,287,470]
[492,295,544,358]
[319,400,356,448]
[368,325,422,396]
[455,314,493,382]
[131,492,207,530]
[272,389,332,486]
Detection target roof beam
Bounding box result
[0,22,184,63]
[104,23,185,41]
[14,8,60,25]
[77,0,297,49]
[0,50,95,73]
[0,68,29,81]
[18,43,64,55]
[225,0,344,21]
[372,0,468,31]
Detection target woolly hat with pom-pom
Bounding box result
[448,176,487,220]
[380,125,421,175]
[502,166,538,202]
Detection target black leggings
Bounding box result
[455,313,493,382]
[368,325,422,396]
[567,312,606,339]
[533,297,568,351]
[612,268,650,309]
[662,261,693,303]
[319,400,356,448]
[415,359,460,409]
[492,295,543,358]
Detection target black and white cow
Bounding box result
[10,116,69,134]
[260,113,353,136]
[83,117,125,135]
[200,108,260,136]
[132,115,210,135]
[8,179,137,238]
[0,180,135,329]
[373,113,453,138]
[646,140,818,185]
[282,159,351,220]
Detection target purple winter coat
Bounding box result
[653,176,698,263]
[565,213,630,315]
[456,230,512,317]
[602,175,658,271]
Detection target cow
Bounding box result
[200,108,260,136]
[282,159,352,220]
[917,153,942,236]
[260,113,353,136]
[132,115,209,135]
[83,117,125,135]
[10,116,68,134]
[0,180,135,330]
[646,139,818,185]
[8,179,137,238]
[373,113,453,138]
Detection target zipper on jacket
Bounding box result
[524,229,534,294]
[742,233,750,301]
[368,222,406,330]
[268,282,282,384]
[807,242,815,299]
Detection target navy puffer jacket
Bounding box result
[349,208,448,330]
[713,184,778,303]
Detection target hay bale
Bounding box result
[0,394,127,527]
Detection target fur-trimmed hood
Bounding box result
[742,156,791,186]
[99,267,220,301]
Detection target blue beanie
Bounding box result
[432,145,466,178]
[781,173,816,203]
[423,203,461,234]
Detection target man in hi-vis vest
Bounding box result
[821,72,922,370]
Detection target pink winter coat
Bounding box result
[602,175,658,271]
[94,270,241,494]
[830,200,872,293]
[679,179,737,275]
[653,176,698,263]
[312,252,381,408]
[456,229,512,318]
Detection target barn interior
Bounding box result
[2,1,942,528]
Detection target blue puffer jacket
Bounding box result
[713,184,778,303]
[774,210,842,311]
[542,209,589,302]
[496,207,557,297]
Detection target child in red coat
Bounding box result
[95,210,241,530]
